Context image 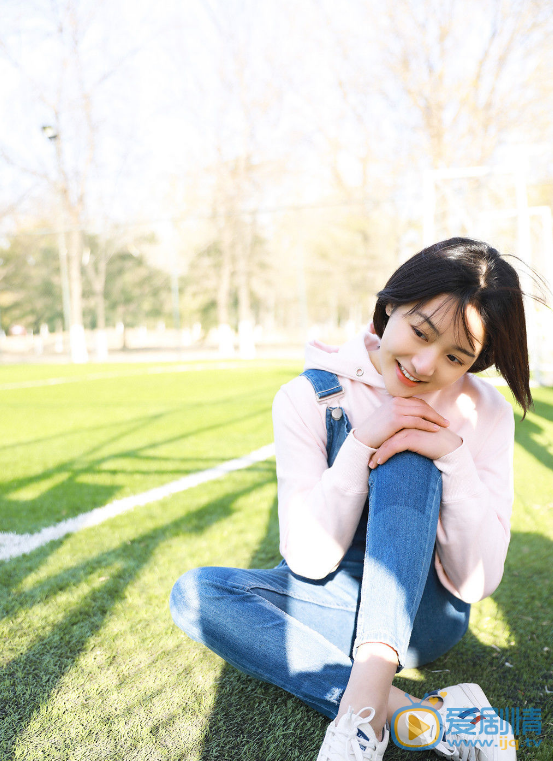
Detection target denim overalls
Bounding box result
[170,370,471,719]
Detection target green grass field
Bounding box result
[0,362,551,760]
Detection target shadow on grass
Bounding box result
[0,467,276,760]
[196,515,553,760]
[0,400,272,533]
[513,392,553,476]
[0,382,277,456]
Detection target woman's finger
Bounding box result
[369,438,406,467]
[402,401,449,427]
[402,415,441,432]
[369,429,428,467]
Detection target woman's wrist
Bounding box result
[352,427,377,449]
[352,428,381,453]
[437,430,463,458]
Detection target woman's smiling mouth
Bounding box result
[396,361,422,385]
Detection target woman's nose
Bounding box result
[412,349,436,378]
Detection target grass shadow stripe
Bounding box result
[0,443,275,562]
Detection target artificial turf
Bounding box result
[0,362,551,760]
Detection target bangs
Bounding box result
[405,294,485,353]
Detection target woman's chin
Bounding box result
[384,378,416,397]
[384,374,427,397]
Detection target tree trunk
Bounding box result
[95,287,106,330]
[236,217,255,358]
[217,218,234,356]
[85,239,109,360]
[94,277,108,361]
[66,218,88,362]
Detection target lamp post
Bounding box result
[42,125,88,363]
[42,125,71,342]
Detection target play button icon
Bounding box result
[408,712,432,740]
[390,702,443,750]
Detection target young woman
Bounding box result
[170,238,531,760]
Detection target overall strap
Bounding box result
[300,370,368,555]
[301,369,350,466]
[301,369,344,403]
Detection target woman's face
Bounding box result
[370,294,486,396]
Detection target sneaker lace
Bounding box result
[321,707,378,761]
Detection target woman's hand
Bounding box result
[354,396,451,450]
[368,426,463,468]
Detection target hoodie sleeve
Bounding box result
[433,398,515,603]
[272,377,377,579]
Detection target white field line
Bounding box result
[0,362,270,391]
[0,443,275,562]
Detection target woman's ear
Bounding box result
[385,304,393,317]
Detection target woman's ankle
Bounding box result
[335,642,398,735]
[335,701,387,741]
[387,685,444,723]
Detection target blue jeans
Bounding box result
[170,451,471,719]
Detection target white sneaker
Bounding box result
[429,683,517,760]
[316,706,389,761]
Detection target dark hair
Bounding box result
[372,237,533,416]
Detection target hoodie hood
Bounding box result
[304,327,388,391]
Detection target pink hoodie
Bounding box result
[272,328,515,604]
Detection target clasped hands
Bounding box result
[353,397,463,469]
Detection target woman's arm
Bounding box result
[273,378,375,579]
[432,403,514,603]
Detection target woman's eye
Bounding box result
[412,326,426,339]
[448,355,462,365]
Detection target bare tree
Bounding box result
[0,0,154,360]
[327,0,553,170]
[164,0,286,355]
